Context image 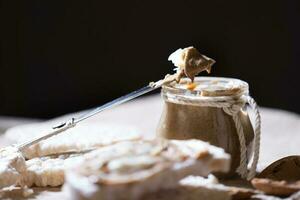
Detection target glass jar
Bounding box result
[157,77,254,176]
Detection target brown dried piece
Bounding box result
[251,156,300,196]
[258,156,300,181]
[251,178,300,196]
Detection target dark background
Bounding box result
[1,0,299,118]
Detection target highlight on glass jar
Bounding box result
[157,76,261,180]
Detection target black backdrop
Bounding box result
[1,0,300,118]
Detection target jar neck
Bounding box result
[161,77,249,106]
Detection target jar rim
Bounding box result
[161,77,249,101]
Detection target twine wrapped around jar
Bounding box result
[157,77,261,180]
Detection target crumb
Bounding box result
[187,82,197,90]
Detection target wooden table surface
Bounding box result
[1,94,300,199]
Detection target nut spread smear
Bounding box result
[168,46,215,82]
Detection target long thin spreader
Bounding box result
[17,84,158,151]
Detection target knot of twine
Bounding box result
[164,94,261,180]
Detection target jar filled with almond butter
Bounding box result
[157,77,261,179]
